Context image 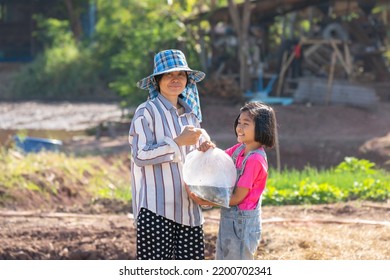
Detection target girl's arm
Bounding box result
[230,153,266,206]
[229,186,249,206]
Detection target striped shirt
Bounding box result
[129,94,204,226]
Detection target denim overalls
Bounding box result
[215,144,267,260]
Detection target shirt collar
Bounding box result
[157,94,192,114]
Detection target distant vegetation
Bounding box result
[0,149,130,210]
[264,157,390,205]
[7,0,390,107]
[0,146,388,211]
[11,16,104,101]
[5,1,390,107]
[9,0,210,107]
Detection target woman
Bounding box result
[129,49,207,260]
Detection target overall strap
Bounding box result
[240,148,267,210]
[230,145,268,210]
[234,146,267,180]
[243,149,267,166]
[231,144,245,165]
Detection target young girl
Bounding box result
[187,102,277,260]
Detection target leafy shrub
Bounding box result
[348,179,390,201]
[335,156,376,174]
[7,1,207,106]
[10,17,107,100]
[263,157,390,206]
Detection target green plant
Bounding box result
[335,157,376,174]
[0,151,131,208]
[10,16,105,100]
[263,157,390,206]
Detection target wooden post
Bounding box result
[276,51,287,97]
[330,40,349,76]
[276,50,295,96]
[344,42,352,78]
[326,51,336,105]
[275,123,281,172]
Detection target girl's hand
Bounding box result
[185,184,215,207]
[198,141,216,152]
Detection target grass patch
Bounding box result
[0,149,130,209]
[264,157,390,205]
[1,148,388,210]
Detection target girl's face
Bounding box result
[236,111,256,145]
[159,71,187,99]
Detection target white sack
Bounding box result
[183,146,237,208]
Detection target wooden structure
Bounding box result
[276,38,354,98]
[187,0,390,100]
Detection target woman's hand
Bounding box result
[198,140,216,152]
[174,125,202,146]
[185,184,216,207]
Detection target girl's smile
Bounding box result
[236,111,255,143]
[236,111,262,153]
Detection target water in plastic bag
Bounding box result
[183,147,237,208]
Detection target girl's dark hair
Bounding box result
[234,102,277,148]
[153,72,189,92]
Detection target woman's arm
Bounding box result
[130,109,181,166]
[130,109,202,167]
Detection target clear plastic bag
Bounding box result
[183,139,237,208]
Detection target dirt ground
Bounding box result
[0,97,390,260]
[1,202,389,260]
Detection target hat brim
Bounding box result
[137,67,205,90]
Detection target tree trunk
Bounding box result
[64,0,83,40]
[228,0,252,92]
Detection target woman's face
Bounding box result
[236,111,256,145]
[158,71,187,99]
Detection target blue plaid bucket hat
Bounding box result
[137,49,206,122]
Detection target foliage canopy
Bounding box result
[10,0,225,107]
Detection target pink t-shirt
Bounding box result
[225,143,268,210]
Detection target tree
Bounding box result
[64,0,84,40]
[95,0,200,105]
[11,0,213,104]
